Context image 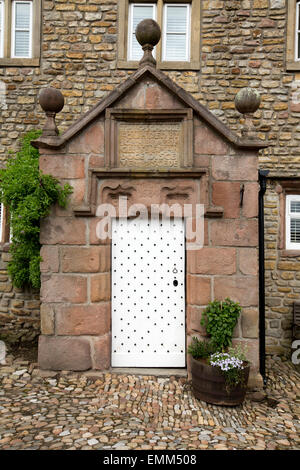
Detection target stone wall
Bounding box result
[0,250,40,345]
[0,0,299,354]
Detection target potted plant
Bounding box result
[188,298,250,406]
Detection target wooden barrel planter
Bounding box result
[191,356,250,406]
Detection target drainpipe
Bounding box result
[258,169,269,387]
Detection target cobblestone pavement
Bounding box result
[0,354,299,450]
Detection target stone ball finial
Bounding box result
[39,87,64,137]
[234,87,261,115]
[39,87,64,114]
[135,19,161,47]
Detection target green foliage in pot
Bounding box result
[201,298,242,351]
[187,337,217,360]
[0,130,73,289]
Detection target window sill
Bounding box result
[280,249,300,257]
[0,58,40,67]
[117,59,200,71]
[286,61,300,71]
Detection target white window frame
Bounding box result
[127,2,156,61]
[0,203,3,243]
[286,194,300,250]
[296,1,300,61]
[162,3,190,62]
[11,0,33,59]
[0,1,4,58]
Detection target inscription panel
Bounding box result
[118,121,182,168]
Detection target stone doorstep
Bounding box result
[31,367,188,379]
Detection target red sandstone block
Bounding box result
[239,248,258,276]
[187,305,207,335]
[39,155,85,179]
[40,275,87,303]
[89,155,105,168]
[56,303,110,336]
[242,183,259,218]
[67,120,105,154]
[89,217,111,245]
[210,219,258,247]
[241,308,259,339]
[38,335,92,371]
[92,334,111,370]
[186,275,211,305]
[91,273,111,302]
[40,217,86,245]
[194,121,229,155]
[212,182,240,218]
[214,276,258,307]
[40,246,59,273]
[145,83,180,109]
[187,247,236,275]
[61,246,110,273]
[212,155,258,181]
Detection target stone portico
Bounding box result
[34,33,266,387]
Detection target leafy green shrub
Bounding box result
[0,130,72,289]
[201,298,241,351]
[187,337,217,360]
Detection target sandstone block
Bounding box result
[194,122,229,155]
[187,247,236,275]
[92,334,111,370]
[187,305,207,335]
[40,303,55,335]
[67,120,104,154]
[241,308,259,338]
[91,273,111,302]
[40,217,86,245]
[187,275,211,305]
[212,155,257,181]
[214,276,258,306]
[39,155,85,179]
[41,275,87,303]
[210,220,258,247]
[239,248,259,275]
[242,183,259,218]
[212,182,240,218]
[61,246,110,273]
[56,303,110,335]
[40,246,59,273]
[38,335,92,371]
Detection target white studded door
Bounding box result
[111,218,186,368]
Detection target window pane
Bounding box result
[165,34,187,61]
[0,1,3,58]
[129,4,155,61]
[166,6,187,33]
[132,5,154,29]
[290,218,300,243]
[291,200,300,213]
[15,31,30,56]
[15,2,31,29]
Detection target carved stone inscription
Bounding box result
[118,121,182,168]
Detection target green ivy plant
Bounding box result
[200,298,242,351]
[0,130,72,289]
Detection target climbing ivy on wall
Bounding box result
[0,130,72,289]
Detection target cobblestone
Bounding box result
[0,355,299,450]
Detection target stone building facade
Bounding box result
[0,0,299,360]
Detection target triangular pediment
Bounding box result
[33,65,266,151]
